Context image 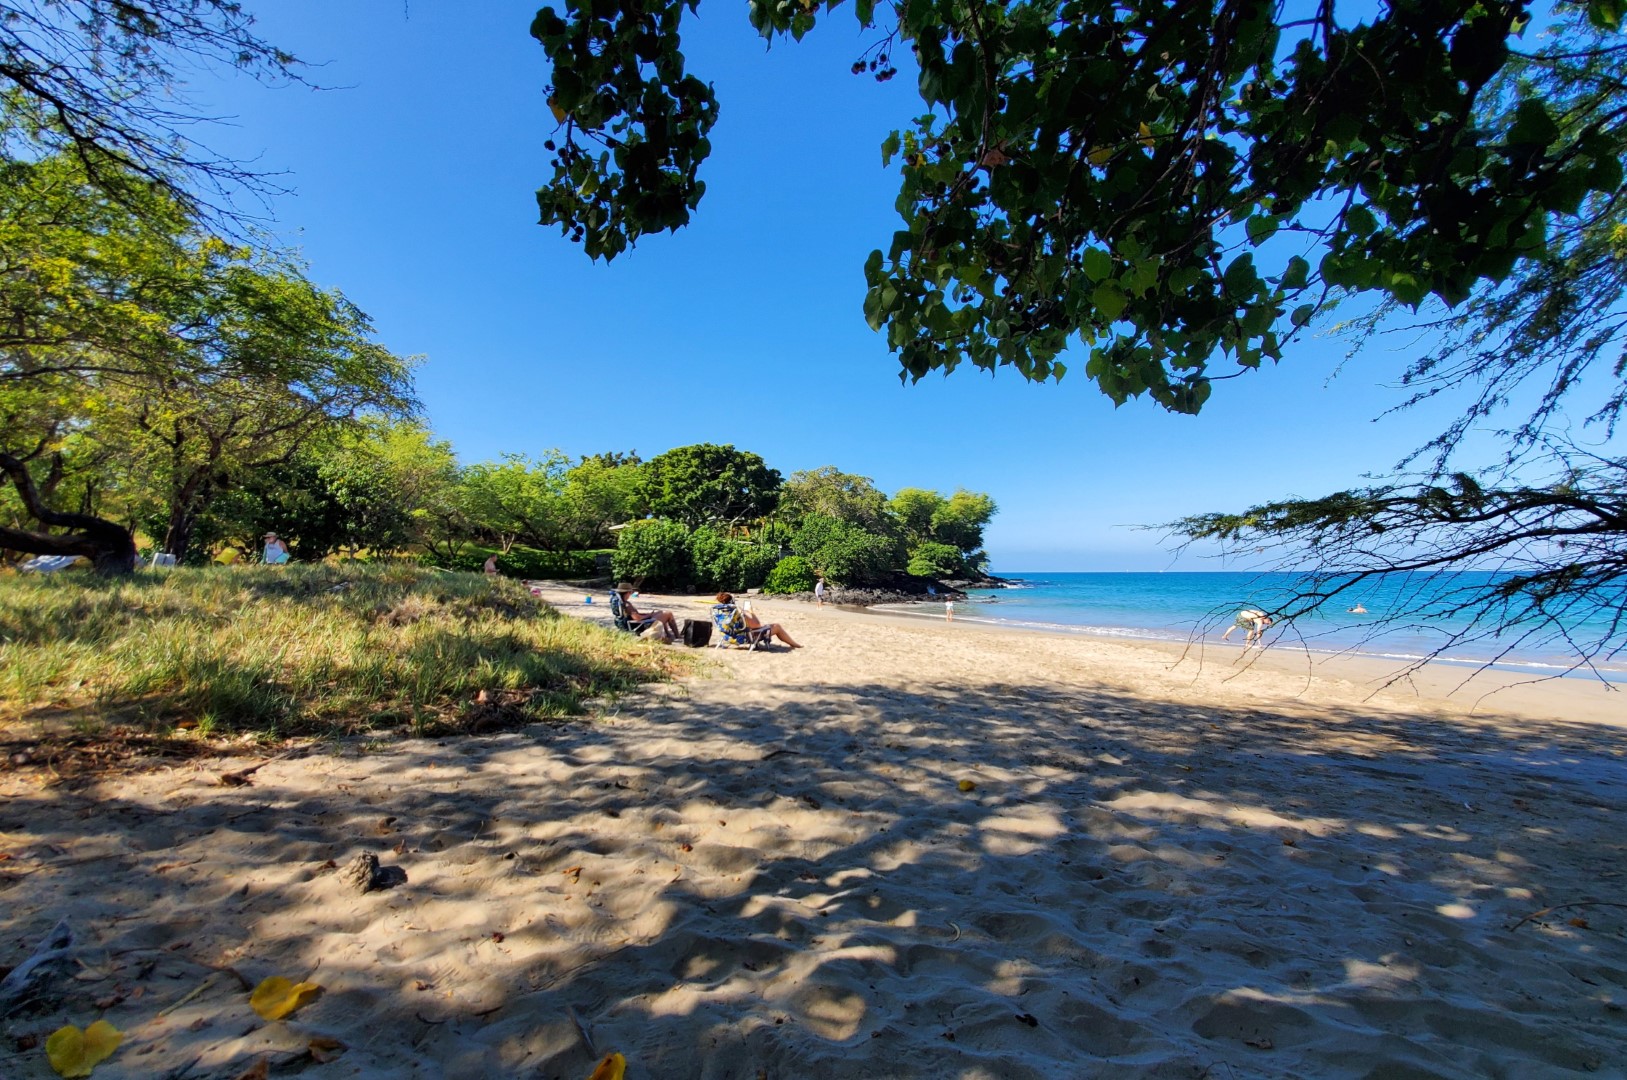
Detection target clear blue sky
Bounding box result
[188,2,1522,571]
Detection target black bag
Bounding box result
[681,618,712,648]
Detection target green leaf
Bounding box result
[1081,247,1113,282]
[1092,284,1128,321]
[1508,98,1558,147]
[1290,303,1315,327]
[1345,204,1378,238]
[881,131,901,166]
[1587,0,1623,30]
[1245,215,1278,244]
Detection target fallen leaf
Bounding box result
[958,779,976,792]
[250,975,323,1021]
[1570,917,1590,929]
[491,932,505,943]
[586,1051,626,1080]
[45,1020,122,1077]
[16,1033,39,1051]
[678,843,693,853]
[308,1035,347,1064]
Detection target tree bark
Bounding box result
[0,452,137,574]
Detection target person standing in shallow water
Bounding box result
[814,576,826,607]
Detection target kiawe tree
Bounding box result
[533,0,1627,667]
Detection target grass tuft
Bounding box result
[0,563,688,740]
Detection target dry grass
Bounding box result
[0,562,688,743]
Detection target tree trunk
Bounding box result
[0,453,137,575]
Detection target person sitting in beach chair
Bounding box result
[712,592,802,650]
[610,583,679,642]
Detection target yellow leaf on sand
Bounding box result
[958,779,976,792]
[250,976,323,1021]
[586,1051,627,1080]
[45,1020,122,1077]
[549,97,568,123]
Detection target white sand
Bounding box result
[2,586,1624,1078]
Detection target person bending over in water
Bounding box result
[1222,608,1273,646]
[715,592,802,648]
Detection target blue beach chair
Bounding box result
[711,603,771,651]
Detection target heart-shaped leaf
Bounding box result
[45,1020,122,1077]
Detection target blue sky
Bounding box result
[189,2,1532,571]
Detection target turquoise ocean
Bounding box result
[872,571,1626,682]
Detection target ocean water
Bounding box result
[872,571,1627,681]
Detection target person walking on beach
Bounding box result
[945,598,955,622]
[1222,608,1272,646]
[814,575,827,607]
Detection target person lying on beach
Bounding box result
[614,583,680,642]
[714,592,802,648]
[1222,608,1273,646]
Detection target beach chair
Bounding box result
[711,604,771,651]
[608,591,657,636]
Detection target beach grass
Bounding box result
[0,562,688,739]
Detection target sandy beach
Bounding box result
[2,586,1624,1078]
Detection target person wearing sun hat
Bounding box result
[613,582,679,641]
[262,531,290,565]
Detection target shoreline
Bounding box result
[537,582,1621,727]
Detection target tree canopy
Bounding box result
[533,0,1625,409]
[0,0,300,215]
[0,155,414,567]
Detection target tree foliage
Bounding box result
[781,466,892,533]
[0,0,301,215]
[639,443,782,529]
[0,154,414,567]
[533,0,1625,409]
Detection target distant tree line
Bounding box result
[607,447,997,593]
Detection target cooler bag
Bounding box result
[681,618,712,648]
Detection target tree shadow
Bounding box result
[1,678,1623,1078]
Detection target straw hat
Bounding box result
[615,582,634,593]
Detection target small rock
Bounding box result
[340,853,406,893]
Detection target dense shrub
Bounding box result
[680,526,781,592]
[762,555,817,594]
[420,546,609,579]
[790,515,896,585]
[906,541,965,578]
[612,519,695,590]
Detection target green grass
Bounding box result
[0,563,689,738]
